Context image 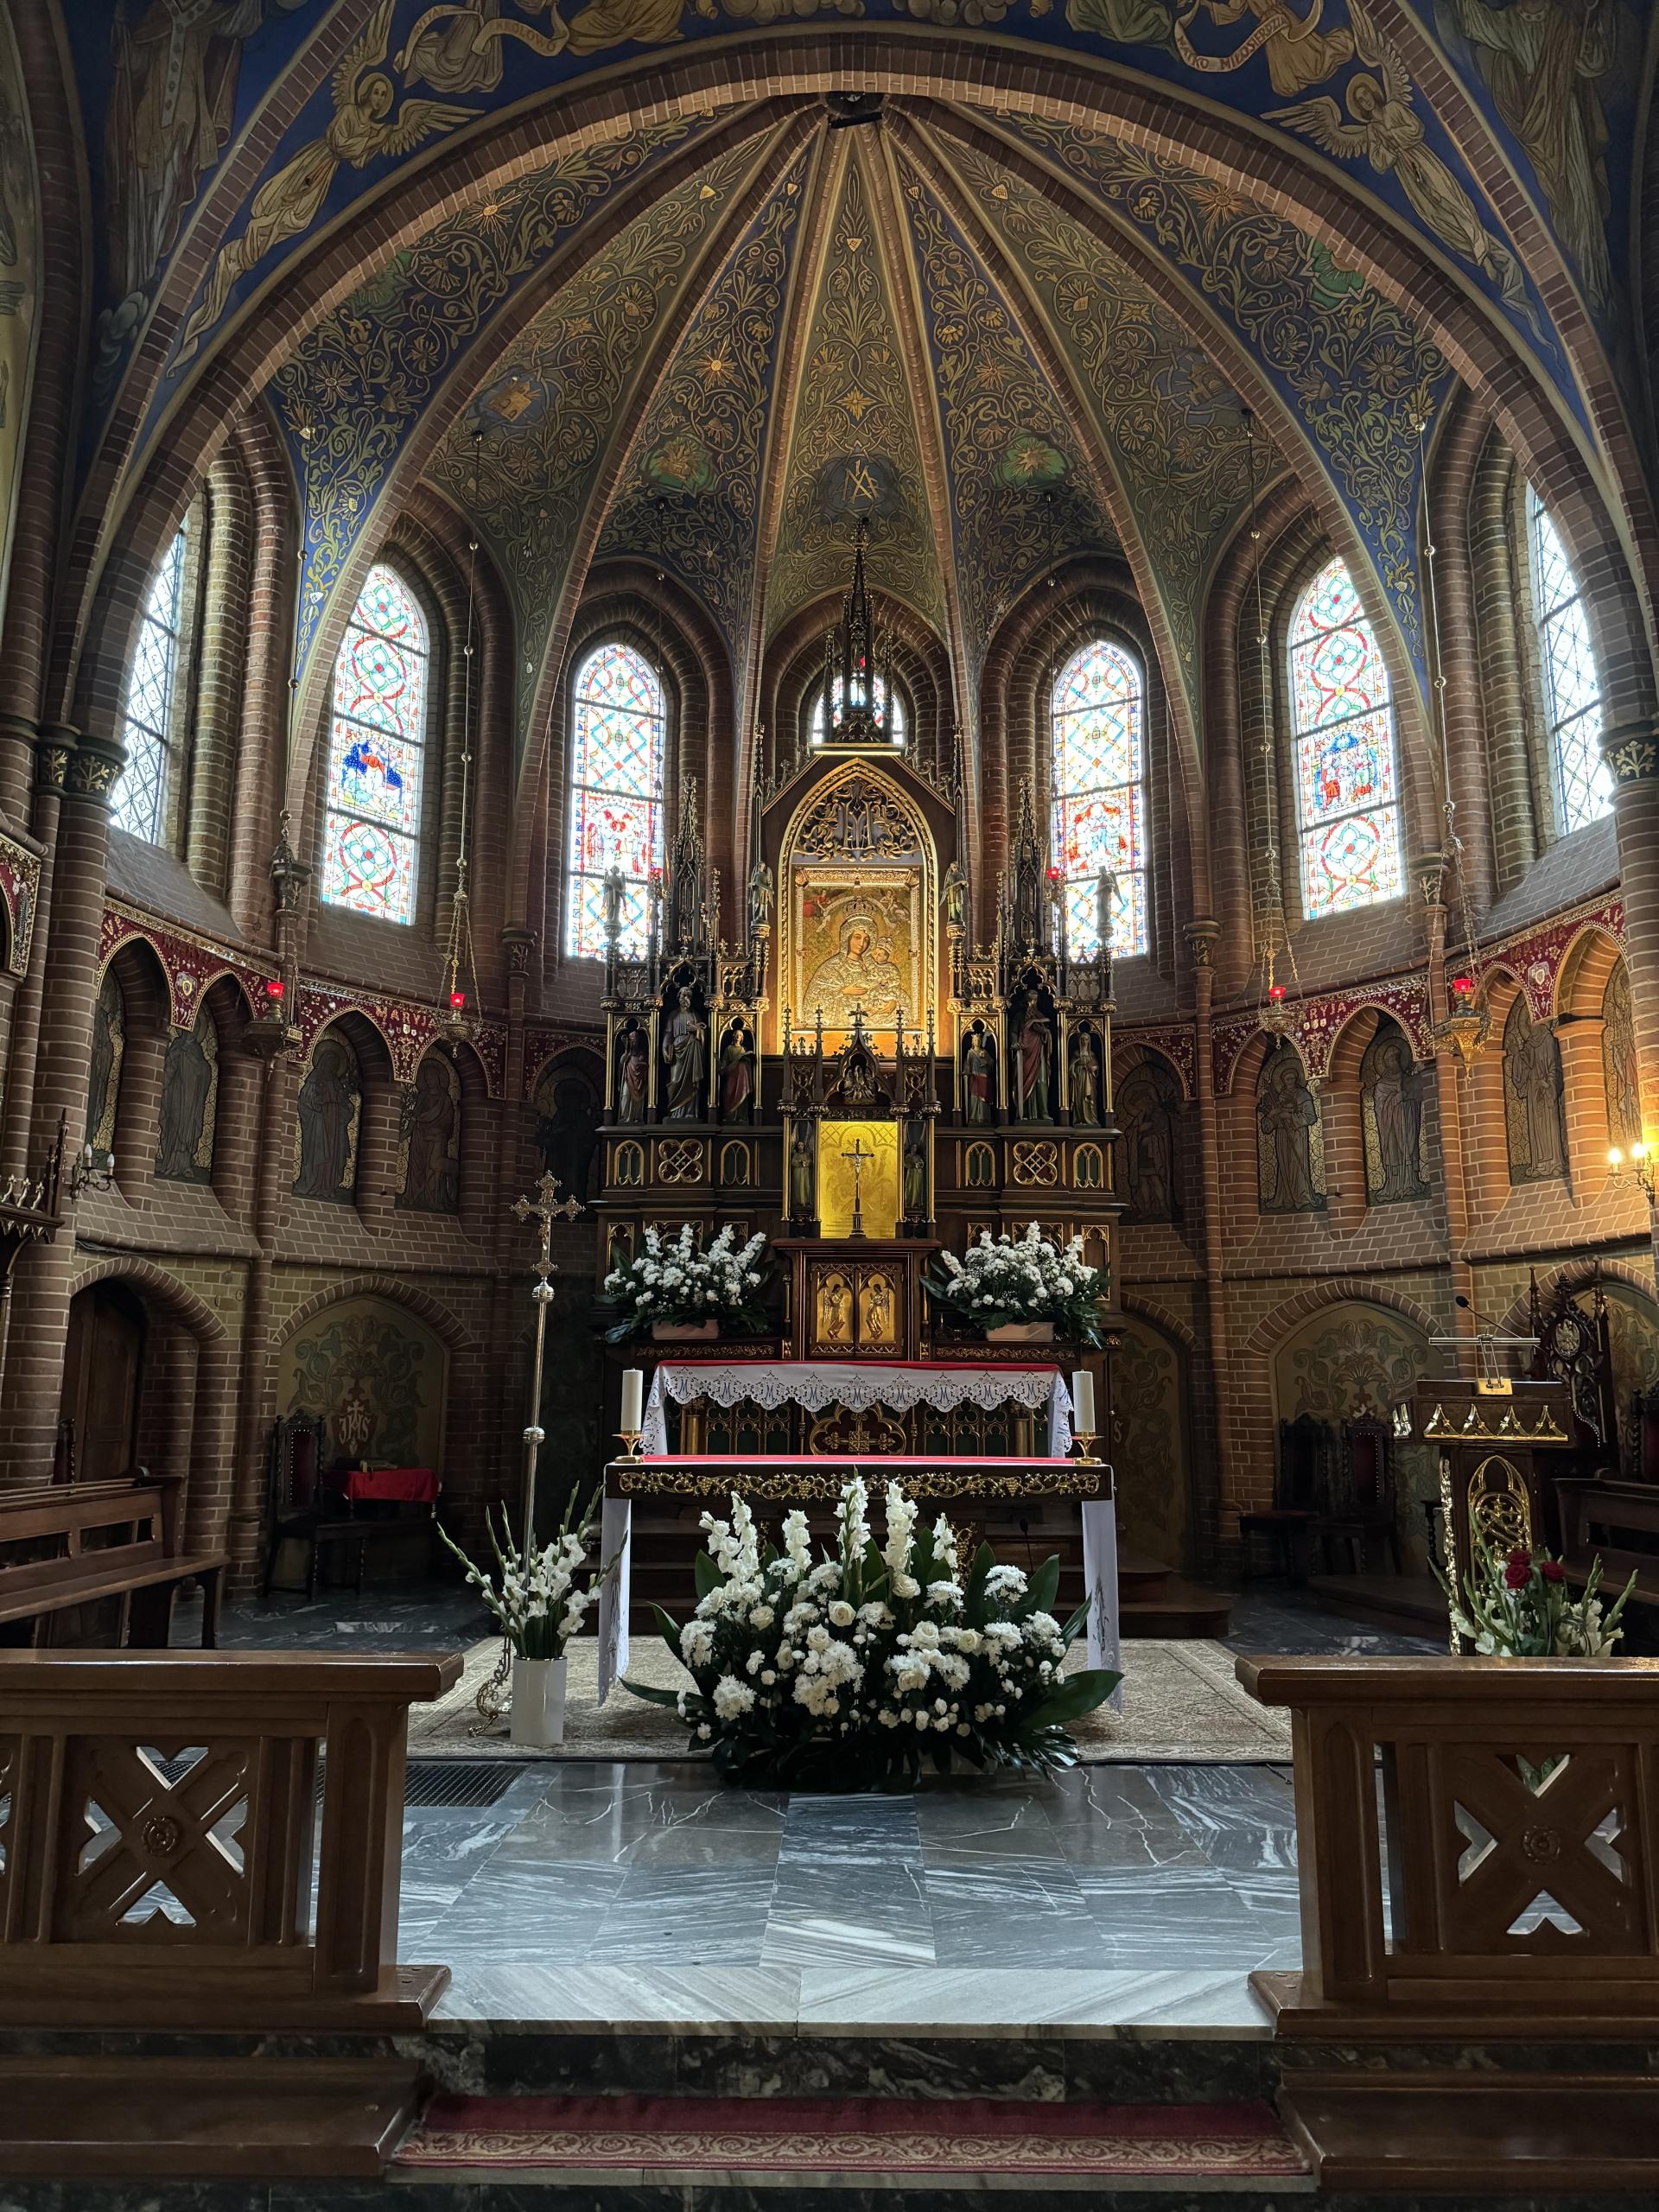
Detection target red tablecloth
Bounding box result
[338,1465,439,1504]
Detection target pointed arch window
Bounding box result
[810,673,907,749]
[1049,637,1146,957]
[565,639,666,959]
[1288,556,1403,919]
[1527,488,1611,836]
[322,564,430,925]
[114,523,189,844]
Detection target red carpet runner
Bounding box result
[398,2094,1307,2181]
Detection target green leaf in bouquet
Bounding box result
[1027,1668,1122,1729]
[624,1680,690,1711]
[693,1549,721,1601]
[1059,1599,1089,1643]
[1024,1555,1061,1619]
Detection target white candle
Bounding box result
[621,1368,645,1434]
[1071,1369,1096,1434]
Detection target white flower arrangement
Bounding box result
[626,1472,1120,1789]
[927,1224,1109,1345]
[602,1221,771,1342]
[439,1484,610,1661]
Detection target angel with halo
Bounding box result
[176,0,477,364]
[1268,1,1540,337]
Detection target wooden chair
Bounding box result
[1238,1412,1330,1581]
[263,1413,365,1600]
[1316,1412,1402,1575]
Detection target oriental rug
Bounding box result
[408,1634,1293,1764]
[397,2091,1308,2183]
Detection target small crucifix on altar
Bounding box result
[841,1135,873,1241]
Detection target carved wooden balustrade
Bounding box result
[1239,1655,1659,2037]
[0,1649,460,2031]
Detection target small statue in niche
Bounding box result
[747,858,773,937]
[717,1020,756,1122]
[942,860,968,933]
[661,986,707,1121]
[963,1023,996,1124]
[1069,1027,1102,1127]
[1014,997,1052,1122]
[1257,1042,1321,1213]
[901,1116,928,1221]
[614,1021,649,1125]
[789,1117,817,1217]
[156,1020,213,1180]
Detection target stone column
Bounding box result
[229,1049,294,1587]
[1185,917,1233,1565]
[0,732,125,1483]
[1604,725,1659,1138]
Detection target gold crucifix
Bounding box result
[841,1135,873,1242]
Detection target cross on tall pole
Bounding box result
[512,1171,583,1555]
[841,1135,873,1241]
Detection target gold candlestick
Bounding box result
[1071,1431,1099,1465]
[615,1429,645,1459]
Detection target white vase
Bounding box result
[510,1655,568,1748]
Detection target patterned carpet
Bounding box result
[408,1633,1294,1763]
[397,2093,1308,2181]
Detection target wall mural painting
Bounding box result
[280,1293,447,1471]
[1602,1281,1659,1459]
[1109,1317,1189,1569]
[155,1010,219,1185]
[292,1027,362,1203]
[1256,1040,1325,1213]
[86,969,126,1154]
[1603,957,1641,1151]
[0,7,36,648]
[1360,1014,1428,1205]
[1116,1053,1181,1223]
[1502,994,1567,1185]
[1274,1298,1434,1530]
[397,1049,461,1213]
[594,157,806,651]
[534,1053,601,1201]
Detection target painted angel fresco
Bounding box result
[176,0,478,366]
[1270,3,1539,334]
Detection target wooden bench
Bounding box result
[0,1473,226,1648]
[1554,1477,1659,1609]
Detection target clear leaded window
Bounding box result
[114,524,188,843]
[1288,556,1403,918]
[565,640,666,959]
[322,565,430,925]
[1049,637,1146,957]
[1528,487,1611,835]
[809,673,906,748]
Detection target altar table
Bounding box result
[641,1360,1076,1458]
[337,1465,440,1506]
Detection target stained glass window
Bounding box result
[1049,637,1146,957]
[809,674,907,748]
[565,640,666,959]
[1288,556,1403,919]
[322,565,430,925]
[1528,488,1611,836]
[114,524,188,844]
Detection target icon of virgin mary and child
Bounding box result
[803,912,907,1024]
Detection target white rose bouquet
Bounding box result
[439,1483,608,1661]
[626,1472,1121,1789]
[601,1221,771,1343]
[926,1224,1109,1345]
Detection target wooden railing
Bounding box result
[0,1649,460,2031]
[1239,1654,1659,2037]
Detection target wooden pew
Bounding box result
[1554,1477,1659,1610]
[0,1473,226,1648]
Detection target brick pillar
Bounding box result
[0,731,125,1484]
[1321,1073,1367,1236]
[1556,1014,1611,1203]
[1185,917,1233,1566]
[356,1071,401,1228]
[229,1050,295,1587]
[1605,727,1659,1138]
[111,1018,166,1201]
[213,1036,264,1232]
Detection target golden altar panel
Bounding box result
[817,1118,897,1239]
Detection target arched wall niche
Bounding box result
[276,1290,450,1478]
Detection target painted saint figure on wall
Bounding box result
[1503,996,1567,1184]
[294,1032,359,1202]
[1362,1020,1428,1204]
[1118,1056,1180,1222]
[399,1052,461,1212]
[1257,1042,1323,1213]
[155,1014,216,1183]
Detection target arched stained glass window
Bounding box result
[114,524,189,844]
[1528,488,1611,836]
[809,674,907,748]
[322,565,430,925]
[565,640,666,959]
[1049,637,1146,957]
[1288,556,1403,919]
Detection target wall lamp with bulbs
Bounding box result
[1607,1141,1656,1202]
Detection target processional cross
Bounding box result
[841,1136,873,1242]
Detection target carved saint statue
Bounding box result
[1257,1043,1320,1213]
[717,1021,756,1123]
[901,1116,928,1222]
[747,858,773,937]
[941,860,968,933]
[614,1021,649,1124]
[789,1117,816,1217]
[1069,1027,1101,1127]
[1014,999,1052,1122]
[963,1025,996,1125]
[661,986,707,1121]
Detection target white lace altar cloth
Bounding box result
[640,1359,1075,1459]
